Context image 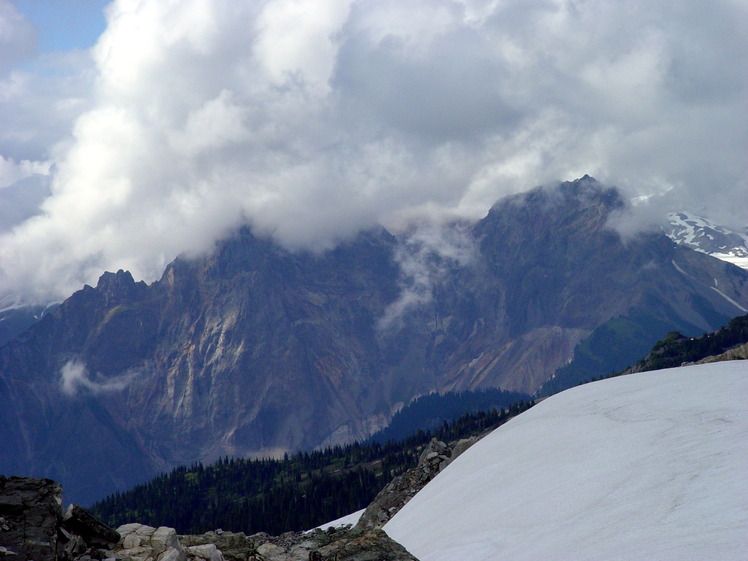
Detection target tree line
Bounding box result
[90,399,533,535]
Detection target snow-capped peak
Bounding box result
[667,211,748,270]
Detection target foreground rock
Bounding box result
[109,524,418,561]
[0,476,63,560]
[0,476,418,561]
[356,437,477,530]
[0,476,120,560]
[180,527,418,561]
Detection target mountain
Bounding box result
[667,210,748,270]
[91,312,748,538]
[0,294,54,347]
[384,361,748,560]
[2,176,748,505]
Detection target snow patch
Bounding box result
[710,286,748,313]
[312,509,364,532]
[386,362,748,561]
[671,259,692,279]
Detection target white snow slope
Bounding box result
[385,362,748,561]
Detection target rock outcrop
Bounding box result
[356,437,477,531]
[0,476,120,561]
[692,341,748,364]
[0,476,418,561]
[0,476,63,560]
[179,526,418,561]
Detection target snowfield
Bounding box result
[313,508,364,531]
[385,362,748,561]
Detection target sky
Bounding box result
[1,0,747,302]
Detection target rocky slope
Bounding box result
[0,475,418,561]
[2,176,748,504]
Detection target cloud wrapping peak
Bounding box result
[1,0,747,301]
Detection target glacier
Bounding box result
[384,361,748,561]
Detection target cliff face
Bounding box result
[2,177,747,504]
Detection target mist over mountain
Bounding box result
[1,176,747,505]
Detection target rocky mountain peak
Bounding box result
[483,175,623,224]
[93,269,148,308]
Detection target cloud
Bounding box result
[0,0,95,164]
[0,0,747,301]
[59,358,139,396]
[379,220,476,330]
[0,155,50,189]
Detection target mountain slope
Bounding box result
[667,211,748,270]
[2,176,748,505]
[385,361,748,561]
[625,313,748,373]
[0,296,54,346]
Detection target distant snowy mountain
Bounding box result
[0,293,55,346]
[385,362,748,561]
[667,211,748,270]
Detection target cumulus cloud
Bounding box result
[60,358,139,396]
[0,0,747,301]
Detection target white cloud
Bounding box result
[60,358,139,396]
[379,221,476,330]
[0,0,747,301]
[0,155,50,189]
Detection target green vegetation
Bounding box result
[543,313,748,394]
[90,399,534,536]
[631,313,748,372]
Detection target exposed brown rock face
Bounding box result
[2,177,748,504]
[694,341,748,363]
